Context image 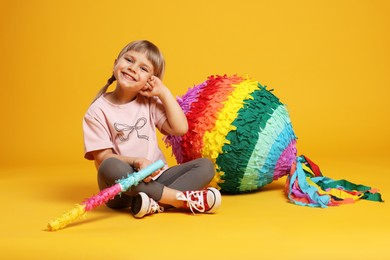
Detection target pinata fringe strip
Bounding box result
[286,156,383,207]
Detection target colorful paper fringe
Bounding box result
[286,155,383,207]
[165,74,383,206]
[47,160,165,231]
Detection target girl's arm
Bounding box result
[92,148,134,167]
[158,87,188,136]
[139,76,188,136]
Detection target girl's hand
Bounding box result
[133,157,161,183]
[139,76,168,98]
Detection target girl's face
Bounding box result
[113,50,154,91]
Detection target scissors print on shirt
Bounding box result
[114,117,149,141]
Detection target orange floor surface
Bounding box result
[1,156,389,260]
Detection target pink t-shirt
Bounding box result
[83,94,168,167]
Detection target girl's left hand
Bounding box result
[139,76,166,98]
[143,169,161,183]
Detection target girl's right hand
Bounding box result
[133,158,161,183]
[139,76,168,98]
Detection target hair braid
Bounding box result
[91,75,116,104]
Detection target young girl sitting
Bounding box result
[83,40,221,218]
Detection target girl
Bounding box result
[83,40,221,218]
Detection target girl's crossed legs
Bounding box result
[97,157,217,212]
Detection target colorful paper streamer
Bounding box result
[286,155,383,207]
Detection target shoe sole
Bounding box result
[131,192,149,218]
[206,187,222,213]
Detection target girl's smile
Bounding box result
[121,71,136,82]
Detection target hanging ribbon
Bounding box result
[286,155,383,207]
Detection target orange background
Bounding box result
[1,1,389,259]
[1,0,389,168]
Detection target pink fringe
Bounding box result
[82,184,122,211]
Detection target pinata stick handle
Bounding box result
[47,160,165,231]
[118,159,165,191]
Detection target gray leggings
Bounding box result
[97,157,215,209]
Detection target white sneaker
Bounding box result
[130,192,164,218]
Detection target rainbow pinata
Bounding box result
[165,74,383,207]
[165,75,297,193]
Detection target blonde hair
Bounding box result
[93,40,165,102]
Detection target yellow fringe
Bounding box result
[306,178,363,201]
[47,204,86,231]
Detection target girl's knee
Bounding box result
[99,157,122,172]
[98,157,134,184]
[100,157,133,172]
[197,158,215,180]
